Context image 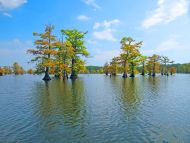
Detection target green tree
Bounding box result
[119,37,142,78]
[160,56,174,76]
[148,54,160,77]
[55,40,74,79]
[103,62,110,76]
[110,57,120,76]
[61,29,89,79]
[140,56,147,76]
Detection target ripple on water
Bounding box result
[0,74,190,143]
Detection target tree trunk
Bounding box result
[43,67,51,81]
[130,63,135,77]
[112,73,116,76]
[122,73,128,78]
[105,71,109,76]
[152,63,156,77]
[70,58,77,79]
[141,63,145,76]
[122,61,127,78]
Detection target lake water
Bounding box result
[0,74,190,143]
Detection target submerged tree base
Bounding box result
[43,74,51,81]
[122,73,128,78]
[70,74,78,80]
[130,74,135,77]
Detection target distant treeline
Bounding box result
[0,62,33,76]
[86,64,190,74]
[168,63,190,73]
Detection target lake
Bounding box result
[0,74,190,143]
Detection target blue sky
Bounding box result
[0,0,190,69]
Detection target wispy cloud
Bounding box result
[93,29,117,41]
[83,0,101,10]
[93,19,120,41]
[142,36,189,55]
[93,19,120,29]
[0,0,27,16]
[142,0,189,29]
[77,15,90,21]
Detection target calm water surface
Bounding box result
[0,74,190,143]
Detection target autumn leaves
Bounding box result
[27,25,89,80]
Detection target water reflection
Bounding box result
[119,78,141,121]
[32,78,86,141]
[1,75,190,143]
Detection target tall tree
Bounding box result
[103,62,110,76]
[160,56,174,76]
[148,54,160,77]
[55,40,74,79]
[27,25,58,80]
[140,56,147,76]
[119,37,142,78]
[110,57,119,76]
[61,29,89,79]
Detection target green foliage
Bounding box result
[119,37,142,77]
[61,29,89,79]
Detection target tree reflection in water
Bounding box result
[33,78,86,142]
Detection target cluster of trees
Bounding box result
[27,25,89,80]
[168,63,190,73]
[103,37,177,77]
[0,62,25,76]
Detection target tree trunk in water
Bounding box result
[152,63,156,77]
[63,70,67,80]
[70,58,77,79]
[112,73,116,76]
[122,72,127,78]
[130,64,135,77]
[43,67,51,81]
[122,61,127,78]
[105,71,108,76]
[141,63,145,76]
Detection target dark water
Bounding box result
[0,74,190,143]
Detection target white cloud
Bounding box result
[142,0,189,29]
[0,0,27,16]
[77,15,90,21]
[93,19,120,29]
[83,0,101,10]
[141,37,189,55]
[93,29,117,41]
[92,19,120,41]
